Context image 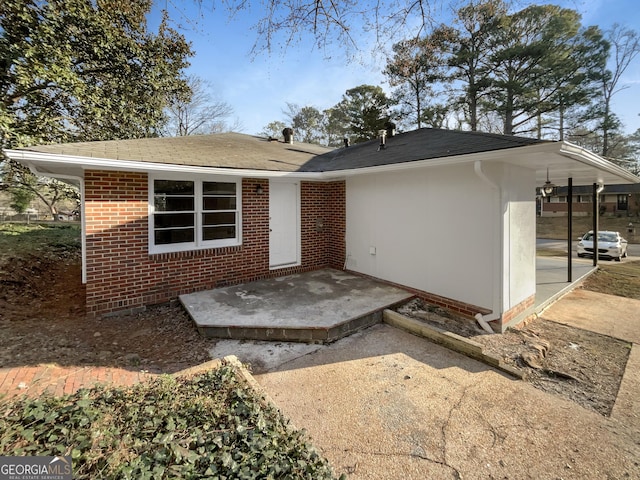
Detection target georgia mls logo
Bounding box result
[49,456,72,474]
[0,455,72,480]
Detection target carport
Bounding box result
[532,142,639,282]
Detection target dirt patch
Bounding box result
[396,300,630,416]
[0,248,214,375]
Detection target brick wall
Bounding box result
[84,171,346,317]
[300,181,346,270]
[500,294,535,329]
[325,182,346,269]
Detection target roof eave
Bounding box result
[557,141,639,184]
[4,149,322,180]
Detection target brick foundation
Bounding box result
[349,271,492,319]
[499,294,536,330]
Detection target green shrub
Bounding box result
[0,366,342,479]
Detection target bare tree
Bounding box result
[165,75,234,136]
[596,24,640,156]
[198,0,439,58]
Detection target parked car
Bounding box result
[577,230,628,261]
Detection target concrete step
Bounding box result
[194,298,410,343]
[179,268,415,344]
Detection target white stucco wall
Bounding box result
[500,163,537,310]
[345,161,537,319]
[345,163,497,312]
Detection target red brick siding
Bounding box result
[325,181,346,269]
[300,181,346,270]
[84,171,346,317]
[500,294,535,327]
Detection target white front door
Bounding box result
[269,180,300,268]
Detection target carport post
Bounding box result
[567,177,573,282]
[593,183,599,267]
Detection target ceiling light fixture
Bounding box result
[542,168,555,196]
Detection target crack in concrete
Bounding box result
[328,448,463,479]
[441,384,471,470]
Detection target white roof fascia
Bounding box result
[4,150,322,180]
[557,141,639,184]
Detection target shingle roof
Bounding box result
[299,128,547,172]
[23,128,548,173]
[24,133,333,172]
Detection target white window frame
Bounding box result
[148,173,242,254]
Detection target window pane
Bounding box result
[203,182,236,195]
[203,212,236,226]
[154,180,194,195]
[155,213,195,228]
[155,228,195,245]
[155,196,195,211]
[203,226,236,240]
[203,197,236,210]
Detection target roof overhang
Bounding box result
[3,149,320,182]
[5,140,639,186]
[316,141,639,186]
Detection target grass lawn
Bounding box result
[581,260,640,300]
[536,215,639,240]
[0,222,81,261]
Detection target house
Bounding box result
[538,183,640,217]
[6,128,639,332]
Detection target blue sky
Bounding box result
[150,0,640,136]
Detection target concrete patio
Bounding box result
[180,269,414,343]
[181,256,594,343]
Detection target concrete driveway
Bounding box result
[247,295,640,479]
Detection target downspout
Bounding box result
[27,164,86,284]
[473,161,502,333]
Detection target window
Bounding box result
[202,182,237,241]
[617,194,628,210]
[153,180,195,245]
[150,176,241,253]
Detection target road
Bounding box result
[537,238,640,258]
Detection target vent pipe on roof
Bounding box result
[378,129,386,151]
[344,138,350,148]
[282,127,294,144]
[385,121,396,138]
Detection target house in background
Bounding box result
[6,128,639,332]
[538,183,640,217]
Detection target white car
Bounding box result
[577,230,628,262]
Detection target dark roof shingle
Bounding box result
[23,129,548,173]
[298,128,547,172]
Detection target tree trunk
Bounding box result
[558,99,565,141]
[504,91,514,135]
